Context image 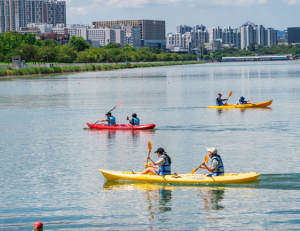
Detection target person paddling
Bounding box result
[98,112,116,125]
[129,113,140,126]
[135,148,171,176]
[216,93,228,106]
[239,96,251,104]
[198,147,224,176]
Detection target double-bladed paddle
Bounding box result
[145,141,152,168]
[90,101,123,128]
[191,155,209,174]
[225,91,232,103]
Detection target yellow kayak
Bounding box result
[207,99,273,109]
[99,169,260,184]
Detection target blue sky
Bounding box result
[66,0,300,33]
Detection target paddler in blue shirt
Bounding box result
[216,93,227,106]
[199,147,224,176]
[129,113,140,126]
[98,112,116,125]
[239,96,250,104]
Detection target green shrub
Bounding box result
[52,66,63,73]
[0,68,7,76]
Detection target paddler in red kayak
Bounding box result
[98,112,116,125]
[129,113,140,126]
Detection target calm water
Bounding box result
[1,61,300,230]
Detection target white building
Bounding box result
[114,29,125,47]
[240,25,255,49]
[266,28,277,47]
[87,29,105,46]
[104,28,115,45]
[209,26,222,43]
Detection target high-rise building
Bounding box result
[92,20,166,49]
[222,27,237,47]
[0,0,66,33]
[256,25,266,46]
[177,25,192,34]
[54,0,65,26]
[287,27,300,44]
[240,25,254,49]
[209,26,222,43]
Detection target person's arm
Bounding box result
[148,157,157,166]
[200,164,214,173]
[98,119,109,122]
[199,159,219,173]
[129,118,133,125]
[152,157,166,167]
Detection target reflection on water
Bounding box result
[86,129,155,145]
[217,109,223,116]
[145,186,172,227]
[197,187,225,211]
[103,181,172,227]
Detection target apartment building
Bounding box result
[0,0,66,33]
[92,20,166,49]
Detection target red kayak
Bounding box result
[86,123,156,130]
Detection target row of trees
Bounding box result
[1,32,298,63]
[0,32,196,63]
[212,42,300,61]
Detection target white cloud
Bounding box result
[207,0,268,6]
[69,6,91,15]
[68,0,269,13]
[282,0,300,4]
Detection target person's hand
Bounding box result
[197,165,201,169]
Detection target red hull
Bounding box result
[86,123,156,130]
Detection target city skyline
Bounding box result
[66,0,300,33]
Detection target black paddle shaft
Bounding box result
[90,101,123,128]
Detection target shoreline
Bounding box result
[0,61,205,79]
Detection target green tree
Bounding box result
[57,46,77,63]
[14,44,38,62]
[103,42,120,49]
[67,36,90,52]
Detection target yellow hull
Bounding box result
[99,169,260,184]
[207,99,273,109]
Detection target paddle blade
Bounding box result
[191,168,196,174]
[148,141,152,153]
[126,116,129,120]
[205,155,209,164]
[114,101,123,109]
[229,91,232,97]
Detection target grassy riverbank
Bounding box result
[0,61,206,77]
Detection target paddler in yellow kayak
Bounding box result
[133,148,172,176]
[198,147,224,176]
[216,93,231,106]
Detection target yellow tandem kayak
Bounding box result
[206,99,273,109]
[99,169,260,184]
